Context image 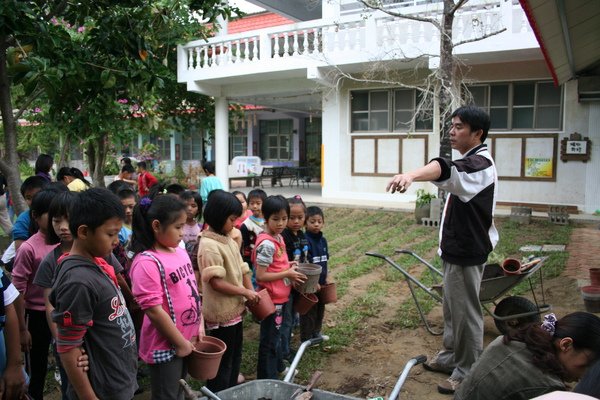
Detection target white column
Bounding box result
[321,90,341,198]
[215,96,230,190]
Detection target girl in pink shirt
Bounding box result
[130,195,202,400]
[252,195,306,380]
[11,187,63,400]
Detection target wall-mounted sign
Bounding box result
[560,132,591,162]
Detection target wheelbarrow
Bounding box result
[182,337,427,400]
[366,249,551,335]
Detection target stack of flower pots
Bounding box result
[581,268,600,313]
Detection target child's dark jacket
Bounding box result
[305,231,328,284]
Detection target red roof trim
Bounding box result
[519,0,559,86]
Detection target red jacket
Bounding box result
[138,171,158,197]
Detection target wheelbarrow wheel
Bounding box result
[493,296,540,335]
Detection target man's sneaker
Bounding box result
[437,377,461,395]
[423,359,453,375]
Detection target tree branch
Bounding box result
[83,62,126,73]
[14,87,44,120]
[453,27,507,48]
[358,0,442,31]
[449,0,469,16]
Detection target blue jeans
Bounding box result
[280,291,298,362]
[257,302,288,379]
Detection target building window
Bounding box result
[182,130,203,161]
[230,126,248,161]
[149,135,171,160]
[259,119,293,161]
[351,89,432,132]
[465,81,562,130]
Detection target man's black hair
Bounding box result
[46,191,76,245]
[117,187,136,201]
[306,206,324,220]
[121,164,135,174]
[262,195,289,221]
[203,190,242,233]
[107,180,133,195]
[450,106,491,142]
[68,188,125,236]
[34,153,54,175]
[166,183,186,195]
[20,175,49,197]
[247,188,267,202]
[202,161,216,175]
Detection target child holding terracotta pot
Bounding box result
[281,195,309,362]
[197,190,258,392]
[302,206,330,342]
[253,195,306,379]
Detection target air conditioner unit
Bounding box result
[578,76,600,102]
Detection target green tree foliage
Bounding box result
[1,0,236,212]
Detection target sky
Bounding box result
[230,0,265,14]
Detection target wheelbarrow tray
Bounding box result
[198,379,361,400]
[479,260,545,303]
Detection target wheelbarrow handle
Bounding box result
[388,355,428,400]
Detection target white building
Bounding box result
[177,0,600,213]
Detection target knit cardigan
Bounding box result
[198,231,251,324]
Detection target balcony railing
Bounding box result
[178,0,533,82]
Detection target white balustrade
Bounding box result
[178,0,530,77]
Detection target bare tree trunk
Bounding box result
[438,0,455,161]
[89,135,107,188]
[57,133,71,167]
[0,35,26,214]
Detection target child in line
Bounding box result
[232,191,252,229]
[302,206,330,342]
[253,195,306,379]
[11,175,49,252]
[198,190,258,392]
[180,190,203,261]
[130,195,201,400]
[240,189,267,286]
[12,186,67,400]
[50,188,138,399]
[56,167,91,192]
[199,161,223,203]
[281,195,309,362]
[0,268,26,399]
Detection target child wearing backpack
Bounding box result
[130,194,202,400]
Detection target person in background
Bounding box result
[387,106,497,395]
[56,167,91,192]
[240,189,267,287]
[302,206,329,342]
[34,154,53,183]
[0,268,27,399]
[232,191,252,229]
[0,173,13,237]
[50,188,138,400]
[136,161,158,198]
[455,312,600,400]
[198,190,258,392]
[280,195,308,362]
[11,186,67,399]
[253,195,306,380]
[11,176,49,252]
[116,164,137,187]
[199,161,223,204]
[179,191,202,263]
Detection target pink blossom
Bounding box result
[33,107,42,113]
[117,99,128,104]
[77,26,85,33]
[131,104,139,111]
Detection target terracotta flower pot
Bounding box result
[187,336,227,380]
[589,268,600,286]
[294,292,318,315]
[502,258,522,276]
[296,263,322,294]
[246,289,275,321]
[319,282,337,304]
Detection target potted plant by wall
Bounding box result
[415,189,436,224]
